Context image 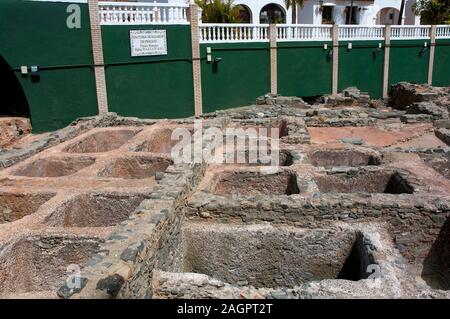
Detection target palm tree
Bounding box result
[284,0,305,24]
[195,0,243,23]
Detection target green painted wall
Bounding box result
[200,43,270,113]
[0,0,98,133]
[1,2,450,132]
[338,41,384,99]
[433,39,450,86]
[389,39,430,88]
[102,25,194,119]
[277,41,332,97]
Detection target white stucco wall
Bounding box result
[234,0,292,24]
[298,0,420,25]
[141,0,421,25]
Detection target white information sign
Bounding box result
[130,30,167,57]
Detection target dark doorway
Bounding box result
[237,4,252,23]
[345,6,358,25]
[0,55,30,118]
[260,3,286,24]
[321,6,334,25]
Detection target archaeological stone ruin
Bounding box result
[0,82,449,299]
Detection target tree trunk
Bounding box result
[398,0,405,25]
[292,2,297,24]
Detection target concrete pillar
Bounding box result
[189,2,203,117]
[332,25,339,95]
[428,25,436,85]
[382,25,391,99]
[269,24,277,95]
[87,0,108,114]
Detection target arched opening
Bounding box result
[235,4,252,23]
[259,3,286,24]
[0,55,30,118]
[376,7,400,25]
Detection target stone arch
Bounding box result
[259,3,286,24]
[375,7,400,25]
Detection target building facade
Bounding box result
[137,0,420,25]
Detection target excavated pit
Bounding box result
[309,149,381,168]
[182,224,372,288]
[13,156,95,177]
[231,121,288,138]
[314,170,414,194]
[64,130,138,153]
[421,154,450,179]
[44,193,144,228]
[0,192,55,224]
[0,235,101,296]
[135,128,194,154]
[212,171,300,196]
[97,156,172,179]
[224,148,293,166]
[422,216,450,290]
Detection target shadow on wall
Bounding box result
[422,216,450,290]
[0,55,30,118]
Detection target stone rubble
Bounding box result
[0,82,449,299]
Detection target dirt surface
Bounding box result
[308,123,433,147]
[0,117,31,148]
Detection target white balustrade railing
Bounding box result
[99,1,189,25]
[390,26,431,39]
[199,24,270,43]
[198,25,450,43]
[277,24,332,41]
[436,25,450,39]
[339,25,385,40]
[97,6,450,43]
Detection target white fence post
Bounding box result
[332,25,339,95]
[382,25,391,99]
[269,24,277,95]
[189,2,202,117]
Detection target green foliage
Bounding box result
[195,0,243,23]
[284,0,305,10]
[413,0,450,24]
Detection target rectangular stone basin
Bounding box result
[212,171,300,196]
[97,156,171,179]
[64,129,138,153]
[0,191,55,224]
[182,223,373,288]
[44,193,144,227]
[13,156,95,177]
[0,235,101,296]
[223,148,293,166]
[135,128,194,154]
[314,170,414,194]
[422,216,450,290]
[227,121,288,139]
[308,149,381,168]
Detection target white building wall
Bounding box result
[298,2,317,24]
[234,0,292,24]
[145,0,421,25]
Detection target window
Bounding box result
[321,6,334,25]
[345,6,358,24]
